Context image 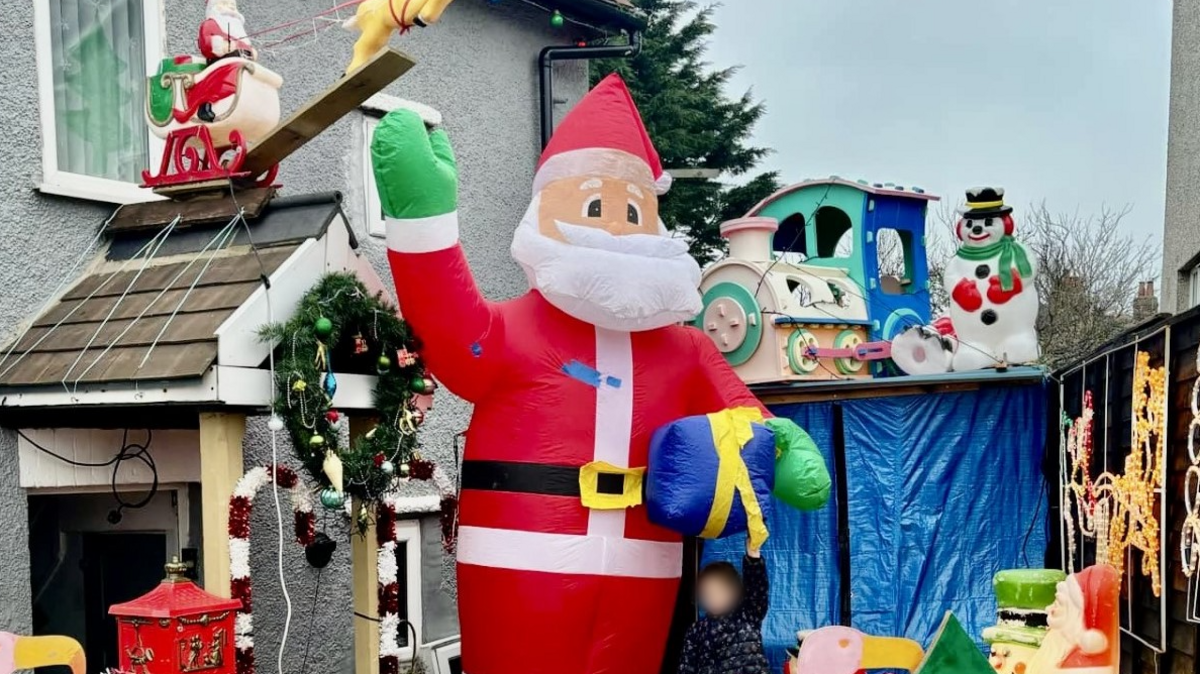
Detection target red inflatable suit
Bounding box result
[375,75,786,674]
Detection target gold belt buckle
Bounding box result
[579,461,645,510]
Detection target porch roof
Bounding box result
[0,191,387,410]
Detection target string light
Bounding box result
[1063,350,1165,595]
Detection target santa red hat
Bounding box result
[1068,565,1120,657]
[534,73,672,196]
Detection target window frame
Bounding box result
[1190,265,1200,309]
[33,0,166,204]
[361,96,443,238]
[393,518,423,661]
[363,115,387,238]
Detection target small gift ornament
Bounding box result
[396,348,417,367]
[353,333,369,355]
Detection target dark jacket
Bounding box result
[678,555,770,674]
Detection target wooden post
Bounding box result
[350,416,380,674]
[198,412,246,598]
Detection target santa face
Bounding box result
[510,177,702,332]
[1046,578,1085,637]
[537,175,661,239]
[956,215,1007,248]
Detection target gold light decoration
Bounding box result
[1063,351,1165,595]
[1181,343,1200,577]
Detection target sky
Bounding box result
[703,0,1173,246]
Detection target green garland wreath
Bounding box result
[259,273,434,509]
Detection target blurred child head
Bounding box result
[697,561,742,616]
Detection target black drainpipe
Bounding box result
[539,30,643,148]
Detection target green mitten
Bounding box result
[371,109,458,220]
[765,417,832,511]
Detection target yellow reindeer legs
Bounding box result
[342,0,457,72]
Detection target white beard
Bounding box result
[510,197,703,332]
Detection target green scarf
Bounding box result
[955,236,1032,292]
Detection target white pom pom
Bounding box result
[267,415,284,432]
[654,172,673,195]
[1079,628,1107,654]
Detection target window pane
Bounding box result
[395,541,409,647]
[50,0,149,182]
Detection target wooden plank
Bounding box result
[199,412,246,598]
[350,416,381,674]
[108,188,276,233]
[242,48,416,176]
[151,178,235,199]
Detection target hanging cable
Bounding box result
[17,428,158,523]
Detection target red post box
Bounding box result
[109,558,242,674]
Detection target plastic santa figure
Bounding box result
[891,188,1039,374]
[198,0,256,63]
[371,74,831,674]
[1027,565,1119,674]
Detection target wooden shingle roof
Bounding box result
[0,246,295,387]
[0,192,350,393]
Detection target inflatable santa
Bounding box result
[891,187,1039,375]
[1027,565,1119,674]
[372,74,830,674]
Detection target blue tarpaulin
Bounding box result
[701,383,1048,671]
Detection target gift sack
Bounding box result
[645,407,775,547]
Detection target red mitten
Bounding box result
[952,278,983,312]
[987,272,1024,305]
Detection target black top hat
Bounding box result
[962,186,1012,217]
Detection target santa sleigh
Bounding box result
[141,56,283,188]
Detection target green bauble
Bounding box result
[410,376,436,395]
[320,488,345,510]
[309,434,326,448]
[315,317,334,338]
[377,355,392,374]
[550,9,564,27]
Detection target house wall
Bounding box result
[1161,0,1200,311]
[0,0,590,666]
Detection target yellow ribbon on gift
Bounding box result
[701,406,770,550]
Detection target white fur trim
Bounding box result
[533,148,655,195]
[456,525,683,578]
[386,212,459,254]
[379,613,403,657]
[378,541,399,584]
[235,636,253,651]
[229,537,252,579]
[654,171,673,195]
[235,612,254,637]
[234,467,271,498]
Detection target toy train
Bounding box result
[695,177,939,384]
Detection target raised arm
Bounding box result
[737,552,770,626]
[372,110,505,402]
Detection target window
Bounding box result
[813,206,854,258]
[1190,266,1200,309]
[876,228,916,294]
[34,0,164,204]
[392,519,423,661]
[363,115,387,237]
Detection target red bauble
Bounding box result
[326,410,341,424]
[373,453,386,468]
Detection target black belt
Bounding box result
[461,460,629,498]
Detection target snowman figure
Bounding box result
[892,187,1039,374]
